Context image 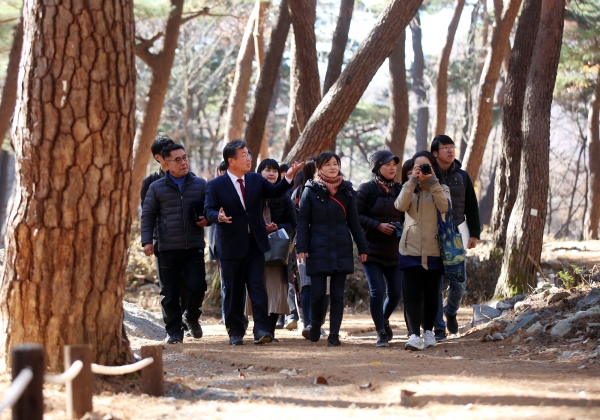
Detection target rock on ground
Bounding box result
[123,301,165,341]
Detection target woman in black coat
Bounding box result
[357,150,404,347]
[296,152,368,346]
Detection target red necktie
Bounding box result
[237,178,246,205]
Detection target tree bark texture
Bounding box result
[495,0,565,298]
[282,36,302,158]
[244,0,290,168]
[584,68,600,240]
[285,0,424,164]
[0,151,11,232]
[411,14,429,152]
[288,1,323,147]
[0,17,23,143]
[435,0,465,136]
[385,30,409,164]
[253,1,271,82]
[462,0,522,181]
[491,0,541,249]
[130,0,184,216]
[323,0,355,96]
[224,2,259,143]
[0,0,137,370]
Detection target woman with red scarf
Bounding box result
[296,152,368,347]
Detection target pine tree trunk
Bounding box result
[130,0,185,216]
[244,0,291,168]
[288,1,323,146]
[584,68,600,240]
[0,17,23,142]
[0,150,10,231]
[435,0,465,136]
[491,0,541,249]
[224,2,259,143]
[385,30,409,163]
[282,36,303,158]
[253,1,271,80]
[323,0,355,96]
[285,0,423,164]
[411,14,429,152]
[462,0,522,181]
[495,0,565,298]
[0,0,137,370]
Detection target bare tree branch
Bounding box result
[135,32,163,67]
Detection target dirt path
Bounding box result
[2,307,598,420]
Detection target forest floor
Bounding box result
[1,306,599,420]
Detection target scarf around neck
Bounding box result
[374,173,395,194]
[314,171,343,196]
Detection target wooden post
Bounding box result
[64,344,93,419]
[141,345,164,396]
[11,344,44,420]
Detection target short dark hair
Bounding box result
[412,150,441,178]
[218,161,227,173]
[279,163,289,173]
[401,158,414,184]
[223,140,246,167]
[257,158,281,182]
[161,143,185,160]
[430,134,455,154]
[315,152,341,169]
[151,136,175,160]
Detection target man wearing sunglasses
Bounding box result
[141,143,209,344]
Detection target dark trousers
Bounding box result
[402,266,442,336]
[158,248,207,335]
[311,272,346,335]
[363,262,403,331]
[220,237,270,337]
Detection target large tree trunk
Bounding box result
[584,68,600,240]
[435,0,466,136]
[495,0,565,298]
[281,36,303,158]
[0,151,12,233]
[411,13,429,152]
[1,0,137,370]
[462,0,522,181]
[0,17,22,143]
[385,30,409,163]
[130,0,185,216]
[323,0,355,96]
[286,0,423,163]
[288,1,323,146]
[244,0,291,168]
[491,0,541,249]
[253,1,271,81]
[224,2,259,143]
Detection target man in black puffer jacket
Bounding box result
[431,135,481,341]
[142,143,209,344]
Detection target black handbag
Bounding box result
[265,229,291,267]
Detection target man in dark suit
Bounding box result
[205,140,301,345]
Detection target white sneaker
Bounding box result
[405,334,424,351]
[423,330,437,348]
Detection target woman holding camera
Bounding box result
[245,159,297,341]
[357,150,404,347]
[296,152,368,346]
[395,151,450,351]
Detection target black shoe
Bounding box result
[327,334,341,347]
[182,315,203,339]
[376,330,389,347]
[434,329,447,342]
[229,335,244,346]
[384,320,393,342]
[253,330,273,345]
[275,316,285,329]
[309,324,322,342]
[445,312,459,334]
[166,330,184,344]
[302,327,310,340]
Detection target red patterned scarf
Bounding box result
[315,171,343,195]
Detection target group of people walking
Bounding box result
[140,134,480,351]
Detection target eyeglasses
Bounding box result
[439,146,456,151]
[166,155,189,164]
[235,153,252,160]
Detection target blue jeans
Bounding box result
[363,263,403,332]
[434,272,467,332]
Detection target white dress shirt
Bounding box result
[227,170,246,210]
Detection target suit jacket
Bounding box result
[205,172,293,259]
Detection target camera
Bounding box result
[390,221,403,243]
[419,163,432,175]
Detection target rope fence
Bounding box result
[0,343,164,420]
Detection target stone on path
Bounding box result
[473,304,502,326]
[577,288,600,308]
[551,306,600,337]
[505,313,540,336]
